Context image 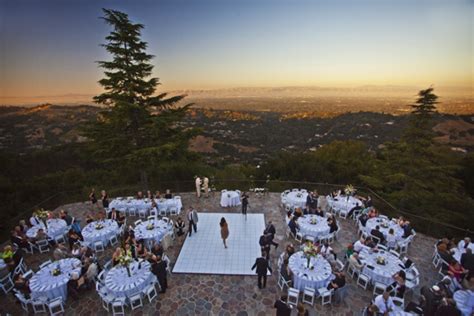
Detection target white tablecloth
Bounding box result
[365,218,404,244]
[283,191,308,209]
[26,219,68,240]
[134,219,172,244]
[29,258,81,302]
[103,261,154,298]
[220,191,241,207]
[82,220,119,245]
[109,198,182,214]
[288,252,333,291]
[453,290,474,316]
[327,195,362,215]
[297,215,330,239]
[359,249,404,285]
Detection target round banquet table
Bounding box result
[26,219,68,240]
[284,191,308,209]
[103,261,155,298]
[29,258,82,302]
[288,252,334,291]
[365,218,404,243]
[453,290,474,316]
[220,191,241,207]
[359,249,405,285]
[110,198,182,214]
[82,219,119,246]
[134,219,172,245]
[327,195,362,216]
[297,215,330,239]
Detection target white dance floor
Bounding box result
[172,212,266,275]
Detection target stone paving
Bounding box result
[0,192,439,315]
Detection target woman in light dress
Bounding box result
[220,217,229,248]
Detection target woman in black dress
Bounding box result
[89,188,97,210]
[101,190,109,209]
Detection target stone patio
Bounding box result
[0,192,439,315]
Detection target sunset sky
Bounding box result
[0,0,472,104]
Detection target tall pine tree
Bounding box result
[82,9,197,185]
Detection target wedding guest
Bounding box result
[137,191,144,199]
[13,273,30,295]
[460,248,474,278]
[84,258,98,286]
[346,244,354,259]
[155,191,161,199]
[34,228,48,243]
[220,217,229,249]
[368,208,378,218]
[354,237,367,253]
[293,207,303,218]
[374,292,395,314]
[203,177,209,197]
[101,190,109,209]
[280,259,292,283]
[285,244,295,259]
[187,207,198,237]
[53,243,68,260]
[388,271,406,298]
[164,189,172,199]
[274,296,292,316]
[288,216,299,237]
[117,211,126,227]
[89,188,97,209]
[349,253,365,270]
[402,221,413,239]
[251,251,272,289]
[195,176,202,198]
[18,220,28,233]
[71,244,81,259]
[259,232,271,259]
[296,303,309,316]
[151,243,164,257]
[10,230,29,249]
[327,216,338,234]
[67,229,83,250]
[264,221,279,248]
[241,192,249,215]
[147,190,153,199]
[458,237,471,250]
[371,226,385,244]
[85,213,94,224]
[29,214,41,226]
[347,203,362,219]
[315,207,324,217]
[136,242,148,259]
[386,228,398,249]
[174,217,185,237]
[151,255,168,293]
[108,208,118,220]
[327,271,346,291]
[447,261,467,284]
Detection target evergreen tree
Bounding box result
[82,9,198,184]
[402,86,438,147]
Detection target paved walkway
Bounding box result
[0,192,438,315]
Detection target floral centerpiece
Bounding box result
[344,184,356,201]
[51,263,62,276]
[118,250,133,277]
[310,216,318,225]
[296,193,303,198]
[381,221,389,229]
[146,223,155,230]
[376,256,386,265]
[303,241,319,268]
[95,222,104,230]
[33,208,50,228]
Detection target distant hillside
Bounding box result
[2,105,472,162]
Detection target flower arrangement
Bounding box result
[344,184,356,196]
[310,216,318,225]
[303,241,319,268]
[296,193,303,198]
[381,221,389,229]
[118,250,133,277]
[51,264,62,276]
[227,193,231,198]
[33,208,49,220]
[376,256,386,265]
[95,223,104,230]
[146,223,155,230]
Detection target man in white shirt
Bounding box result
[458,237,472,250]
[195,176,202,198]
[374,292,395,314]
[354,237,368,253]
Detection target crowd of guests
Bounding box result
[436,237,473,291]
[287,207,339,240]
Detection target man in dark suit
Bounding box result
[251,251,272,289]
[461,248,474,278]
[259,232,271,259]
[151,255,168,293]
[288,217,299,237]
[264,221,278,248]
[274,296,291,316]
[241,192,249,216]
[370,226,385,244]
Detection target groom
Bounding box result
[187,207,199,236]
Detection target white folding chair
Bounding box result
[143,283,158,303]
[134,219,143,226]
[318,288,333,306]
[36,239,50,253]
[147,215,156,221]
[39,260,52,269]
[94,241,105,253]
[277,274,291,291]
[108,234,118,246]
[47,297,64,316]
[389,250,400,258]
[138,209,148,219]
[111,299,126,316]
[377,244,388,251]
[129,292,143,310]
[128,207,137,217]
[287,287,300,307]
[149,208,158,218]
[336,259,345,272]
[31,297,48,313]
[0,274,14,294]
[347,263,359,279]
[357,274,370,290]
[98,291,115,312]
[161,217,170,224]
[295,232,303,243]
[373,282,387,296]
[169,207,178,216]
[302,286,316,306]
[15,293,30,312]
[54,234,66,245]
